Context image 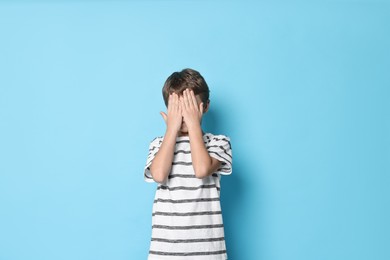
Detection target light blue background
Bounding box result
[0,0,389,259]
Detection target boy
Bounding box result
[144,68,233,259]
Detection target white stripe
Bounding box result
[153,200,221,213]
[154,186,220,201]
[165,174,214,186]
[151,224,225,240]
[152,214,223,226]
[150,240,226,253]
[148,254,227,260]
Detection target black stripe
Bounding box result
[154,197,220,203]
[219,144,232,159]
[174,149,191,155]
[151,237,225,243]
[148,137,162,151]
[157,184,220,191]
[176,140,189,144]
[144,173,153,179]
[152,211,221,216]
[168,174,194,179]
[171,161,226,168]
[152,224,223,230]
[206,137,231,147]
[212,137,232,150]
[213,137,230,142]
[206,145,220,148]
[147,151,159,161]
[176,140,208,144]
[149,137,162,145]
[149,250,226,256]
[208,151,232,165]
[150,137,159,142]
[208,146,232,160]
[148,147,159,154]
[168,173,218,179]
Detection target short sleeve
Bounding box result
[144,136,163,182]
[206,134,233,175]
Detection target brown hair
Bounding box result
[162,68,210,109]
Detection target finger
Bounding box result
[176,93,181,112]
[178,96,183,109]
[187,89,193,109]
[178,100,182,114]
[181,95,186,111]
[180,94,187,111]
[177,94,183,114]
[184,89,190,109]
[190,90,198,109]
[168,93,173,111]
[185,89,192,109]
[172,93,179,110]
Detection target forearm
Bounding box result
[188,124,213,179]
[149,128,177,183]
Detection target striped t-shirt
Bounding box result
[144,132,233,260]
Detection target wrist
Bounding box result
[166,127,179,137]
[187,123,202,135]
[185,119,201,129]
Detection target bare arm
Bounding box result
[149,93,182,183]
[188,123,222,179]
[181,88,222,179]
[149,129,178,183]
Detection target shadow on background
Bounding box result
[203,98,266,259]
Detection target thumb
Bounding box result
[160,111,167,124]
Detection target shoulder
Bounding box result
[204,133,231,146]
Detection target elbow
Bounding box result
[151,170,166,183]
[150,164,167,183]
[152,173,166,183]
[194,160,214,179]
[194,168,210,179]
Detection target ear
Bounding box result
[203,100,210,113]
